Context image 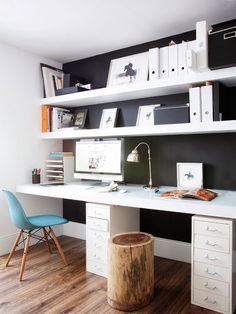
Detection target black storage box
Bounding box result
[209,19,236,70]
[154,104,190,125]
[55,86,88,96]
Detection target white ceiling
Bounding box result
[0,0,235,63]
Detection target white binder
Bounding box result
[148,48,160,81]
[178,42,188,76]
[168,44,178,77]
[186,40,197,74]
[189,87,202,123]
[160,46,169,79]
[201,85,213,122]
[196,20,209,71]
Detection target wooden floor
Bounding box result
[0,236,218,314]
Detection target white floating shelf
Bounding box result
[41,67,236,108]
[40,120,236,140]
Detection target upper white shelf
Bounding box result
[41,66,236,108]
[41,120,236,140]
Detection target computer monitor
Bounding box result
[74,139,124,182]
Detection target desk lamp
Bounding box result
[127,142,153,190]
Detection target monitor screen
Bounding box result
[74,140,123,182]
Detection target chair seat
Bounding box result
[28,215,68,227]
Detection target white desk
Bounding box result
[16,182,236,313]
[16,183,236,219]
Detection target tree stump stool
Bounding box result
[107,232,154,311]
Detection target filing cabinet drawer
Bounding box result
[194,234,230,253]
[194,220,230,238]
[86,229,108,244]
[193,289,229,313]
[193,248,230,268]
[87,247,107,263]
[86,260,107,277]
[194,275,229,297]
[194,262,231,282]
[86,203,110,220]
[86,217,109,232]
[86,237,108,254]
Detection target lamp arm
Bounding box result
[134,142,150,153]
[134,142,152,188]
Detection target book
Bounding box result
[41,105,52,132]
[160,188,217,201]
[49,152,73,158]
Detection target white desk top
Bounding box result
[16,183,236,219]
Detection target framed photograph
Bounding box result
[107,52,149,87]
[60,112,74,128]
[177,162,203,189]
[136,104,159,127]
[73,109,88,128]
[99,108,118,128]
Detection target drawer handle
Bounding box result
[93,254,101,260]
[95,244,102,249]
[204,282,217,290]
[206,226,218,232]
[94,210,102,216]
[205,240,217,247]
[205,254,218,261]
[93,222,101,227]
[205,268,217,276]
[204,297,217,305]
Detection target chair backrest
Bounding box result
[2,190,35,230]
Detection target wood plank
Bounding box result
[0,236,217,314]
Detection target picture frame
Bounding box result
[136,104,159,127]
[73,109,88,128]
[107,52,149,87]
[40,63,63,98]
[99,108,118,128]
[177,162,203,189]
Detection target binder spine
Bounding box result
[160,46,169,79]
[168,44,178,77]
[189,87,202,123]
[148,48,160,81]
[201,85,213,122]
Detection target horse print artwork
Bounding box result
[107,52,148,86]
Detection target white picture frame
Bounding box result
[136,104,159,127]
[177,162,203,189]
[107,52,149,87]
[99,108,118,128]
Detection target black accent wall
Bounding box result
[62,23,236,243]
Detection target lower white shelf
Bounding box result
[41,120,236,140]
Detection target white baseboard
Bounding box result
[154,237,191,263]
[62,221,86,240]
[62,222,191,263]
[0,225,62,257]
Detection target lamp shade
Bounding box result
[127,149,140,163]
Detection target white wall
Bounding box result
[0,42,63,255]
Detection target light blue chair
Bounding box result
[2,189,69,281]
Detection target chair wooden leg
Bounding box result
[49,227,68,266]
[6,230,23,267]
[19,233,30,281]
[43,228,52,254]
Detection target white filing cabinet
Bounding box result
[192,215,236,314]
[86,203,140,277]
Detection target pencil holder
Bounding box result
[32,174,40,184]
